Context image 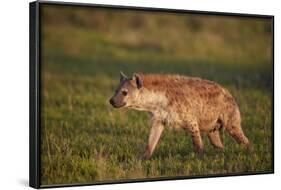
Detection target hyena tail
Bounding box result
[224,108,250,145]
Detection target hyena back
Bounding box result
[109,72,249,159]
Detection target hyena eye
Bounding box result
[122,90,128,96]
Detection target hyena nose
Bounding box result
[109,98,114,105]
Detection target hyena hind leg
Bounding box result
[225,110,250,145]
[226,124,249,145]
[184,121,204,154]
[208,130,224,149]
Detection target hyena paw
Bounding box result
[141,151,151,160]
[197,148,204,159]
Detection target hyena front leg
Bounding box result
[142,120,164,160]
[184,121,204,154]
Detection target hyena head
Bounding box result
[109,71,142,108]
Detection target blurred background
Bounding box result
[40,4,273,185]
[42,5,272,64]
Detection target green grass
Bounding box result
[40,5,273,185]
[40,55,273,185]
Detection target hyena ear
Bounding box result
[120,71,128,82]
[132,73,142,89]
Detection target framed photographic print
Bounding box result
[29,0,274,188]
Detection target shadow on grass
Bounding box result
[42,54,272,92]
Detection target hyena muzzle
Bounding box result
[109,72,249,159]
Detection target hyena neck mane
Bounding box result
[128,87,168,113]
[128,74,184,113]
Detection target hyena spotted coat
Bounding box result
[109,72,249,159]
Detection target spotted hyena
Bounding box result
[109,72,249,159]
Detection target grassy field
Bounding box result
[40,5,273,185]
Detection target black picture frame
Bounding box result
[29,1,274,188]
